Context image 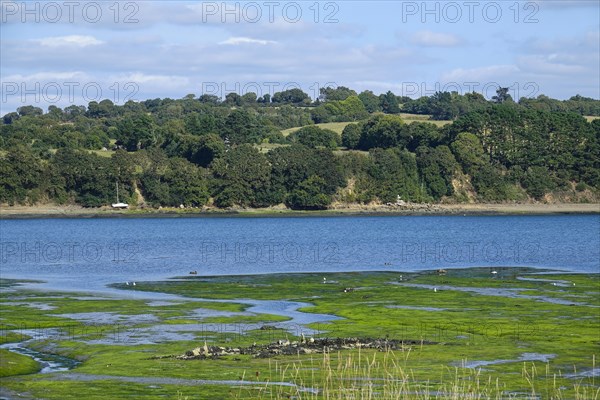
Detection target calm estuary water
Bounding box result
[0,215,598,292]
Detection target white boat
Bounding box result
[111,182,129,209]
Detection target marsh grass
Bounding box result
[233,349,600,399]
[0,349,41,377]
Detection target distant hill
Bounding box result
[1,88,599,209]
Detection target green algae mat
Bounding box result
[1,267,598,399]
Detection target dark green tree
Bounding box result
[272,89,311,105]
[291,126,340,149]
[223,109,262,144]
[358,90,381,113]
[341,123,362,149]
[211,144,271,207]
[287,175,331,210]
[116,113,157,151]
[319,86,357,102]
[379,91,400,114]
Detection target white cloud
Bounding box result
[411,31,462,47]
[517,55,587,75]
[111,73,190,91]
[441,65,521,82]
[218,37,277,46]
[2,71,90,82]
[35,35,104,48]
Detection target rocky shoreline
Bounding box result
[156,337,438,361]
[2,203,598,219]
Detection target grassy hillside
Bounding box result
[280,115,452,137]
[281,121,353,137]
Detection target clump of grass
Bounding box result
[233,349,600,399]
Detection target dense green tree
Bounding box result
[257,93,271,104]
[223,109,263,144]
[87,100,119,118]
[358,90,381,113]
[341,123,362,149]
[310,105,333,123]
[358,114,406,150]
[241,92,258,105]
[2,112,20,124]
[224,92,243,106]
[337,96,369,121]
[416,146,459,199]
[471,164,511,201]
[0,146,44,204]
[148,158,209,207]
[379,91,400,114]
[268,145,344,198]
[17,105,43,117]
[450,132,487,174]
[363,148,424,203]
[52,148,115,207]
[198,94,221,104]
[184,113,222,136]
[163,133,224,168]
[116,113,157,151]
[406,122,442,151]
[290,126,340,149]
[575,119,600,187]
[287,175,331,209]
[522,166,556,200]
[272,89,311,105]
[492,87,514,104]
[211,144,271,207]
[320,86,357,102]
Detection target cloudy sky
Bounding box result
[1,0,599,114]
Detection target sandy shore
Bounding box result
[1,203,598,219]
[435,203,600,214]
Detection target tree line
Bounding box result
[1,87,598,209]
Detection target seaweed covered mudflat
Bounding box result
[1,267,599,399]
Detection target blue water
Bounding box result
[0,215,598,291]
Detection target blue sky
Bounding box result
[1,0,599,114]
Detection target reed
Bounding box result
[233,349,600,399]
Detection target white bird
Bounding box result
[323,277,326,283]
[132,282,136,286]
[491,270,498,275]
[125,282,129,286]
[433,287,437,292]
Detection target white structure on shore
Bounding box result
[111,182,129,209]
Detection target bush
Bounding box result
[522,166,556,200]
[291,126,340,149]
[341,123,361,149]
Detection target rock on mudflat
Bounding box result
[174,337,437,360]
